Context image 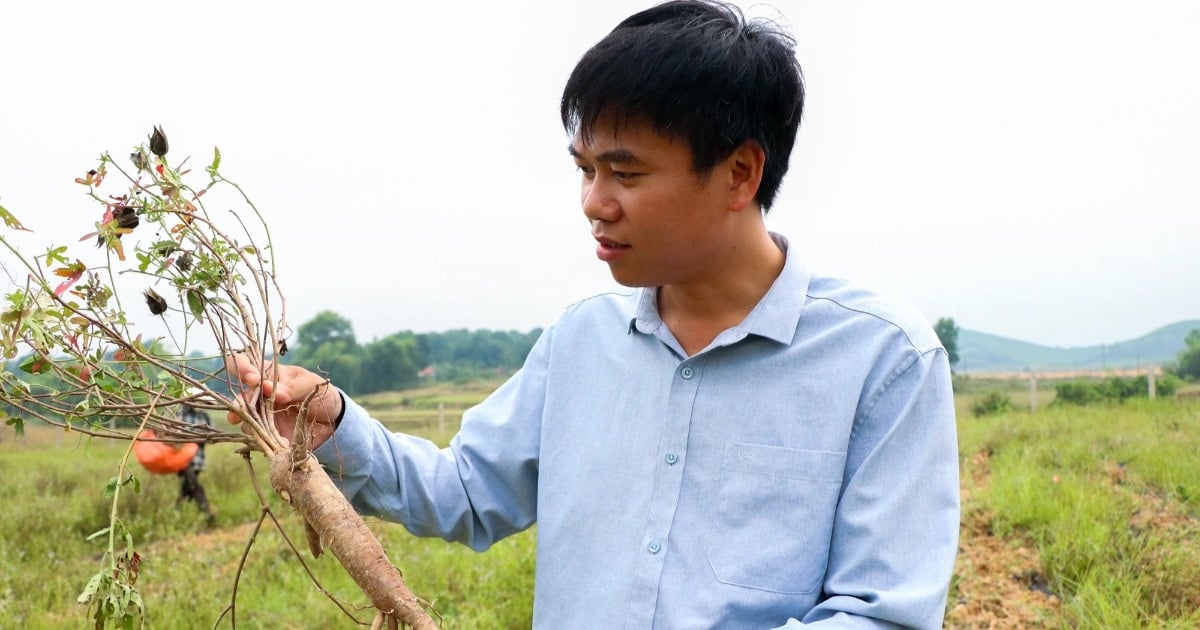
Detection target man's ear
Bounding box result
[727,140,766,212]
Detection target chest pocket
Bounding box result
[706,442,846,594]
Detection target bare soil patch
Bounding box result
[945,450,1062,628]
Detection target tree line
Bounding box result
[8,314,1197,414]
[1,310,541,417]
[282,311,541,395]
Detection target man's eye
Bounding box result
[613,171,638,181]
[576,164,596,177]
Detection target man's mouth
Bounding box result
[595,236,630,249]
[594,235,631,262]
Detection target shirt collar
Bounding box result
[628,232,810,345]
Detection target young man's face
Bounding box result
[570,119,741,289]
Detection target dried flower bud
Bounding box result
[277,339,289,356]
[144,288,168,315]
[114,205,139,230]
[175,251,193,272]
[130,150,148,172]
[149,125,169,158]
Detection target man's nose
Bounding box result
[582,178,620,223]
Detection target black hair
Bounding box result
[561,0,804,211]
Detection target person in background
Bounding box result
[228,1,960,626]
[177,402,215,526]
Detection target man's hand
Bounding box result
[225,353,343,450]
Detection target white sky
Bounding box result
[1,0,1197,349]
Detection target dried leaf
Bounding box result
[53,261,86,297]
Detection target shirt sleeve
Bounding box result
[311,329,552,551]
[778,347,960,629]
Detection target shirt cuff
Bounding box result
[311,390,375,480]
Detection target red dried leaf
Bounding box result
[52,261,86,297]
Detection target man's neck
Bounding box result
[657,229,785,356]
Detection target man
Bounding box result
[230,1,959,627]
[177,402,216,526]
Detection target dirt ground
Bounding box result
[946,452,1200,628]
[945,508,1062,628]
[944,450,1062,628]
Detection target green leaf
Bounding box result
[45,245,69,265]
[0,201,32,232]
[86,526,112,541]
[0,308,24,324]
[77,572,103,604]
[150,240,179,257]
[185,289,205,323]
[17,355,50,374]
[103,476,120,498]
[4,415,23,436]
[208,146,222,175]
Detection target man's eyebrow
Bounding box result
[567,144,643,165]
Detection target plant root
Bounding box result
[269,450,437,630]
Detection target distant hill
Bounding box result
[959,320,1199,374]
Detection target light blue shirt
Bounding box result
[315,234,959,629]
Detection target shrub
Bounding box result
[1101,376,1143,401]
[972,390,1013,417]
[1054,380,1106,406]
[1155,373,1182,398]
[1053,375,1179,406]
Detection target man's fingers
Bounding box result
[268,378,337,425]
[220,361,334,426]
[223,351,252,378]
[225,393,253,425]
[223,352,276,388]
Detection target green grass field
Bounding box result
[1,381,1197,628]
[955,389,1200,627]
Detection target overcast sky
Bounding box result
[1,0,1197,349]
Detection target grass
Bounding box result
[0,380,533,629]
[358,381,503,440]
[958,397,1200,627]
[2,382,1199,628]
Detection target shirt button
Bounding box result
[680,366,694,379]
[665,452,679,465]
[648,540,662,554]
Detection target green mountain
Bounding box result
[959,320,1199,374]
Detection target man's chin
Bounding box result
[607,269,655,289]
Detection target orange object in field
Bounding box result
[133,430,198,474]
